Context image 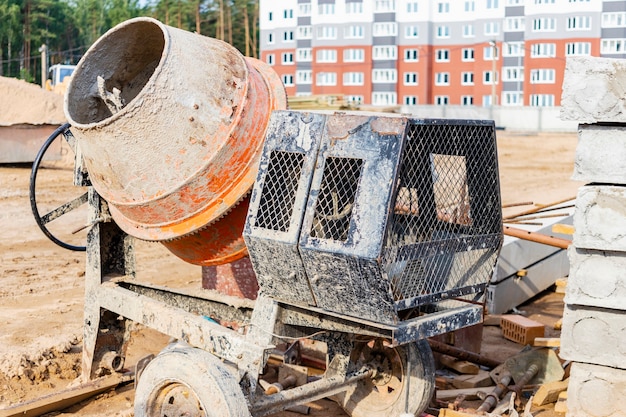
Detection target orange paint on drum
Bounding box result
[64,17,287,267]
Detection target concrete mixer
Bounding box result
[28,17,503,417]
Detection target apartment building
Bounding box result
[259,0,626,106]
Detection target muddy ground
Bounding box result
[0,130,583,416]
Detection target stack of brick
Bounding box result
[559,56,626,417]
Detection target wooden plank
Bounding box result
[440,355,479,375]
[532,378,569,406]
[438,409,478,417]
[533,337,561,348]
[552,223,575,235]
[0,373,133,417]
[554,390,568,414]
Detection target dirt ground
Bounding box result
[0,130,583,416]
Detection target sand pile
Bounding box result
[0,76,66,126]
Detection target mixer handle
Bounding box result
[29,123,88,251]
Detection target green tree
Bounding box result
[0,0,21,76]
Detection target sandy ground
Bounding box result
[0,130,583,416]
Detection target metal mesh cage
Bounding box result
[384,122,502,310]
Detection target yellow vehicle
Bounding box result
[45,64,76,95]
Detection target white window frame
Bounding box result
[296,48,312,62]
[404,95,418,105]
[505,17,525,32]
[435,72,450,86]
[484,21,500,36]
[373,22,398,37]
[404,48,419,62]
[461,72,474,85]
[533,18,556,32]
[317,26,337,40]
[530,43,556,58]
[283,31,294,42]
[462,24,475,38]
[483,70,498,85]
[343,72,364,86]
[296,70,312,84]
[299,3,311,16]
[567,16,592,31]
[316,72,337,86]
[282,52,294,65]
[344,48,365,62]
[530,68,556,84]
[602,12,626,28]
[345,25,364,39]
[374,0,396,13]
[461,95,474,106]
[346,2,363,14]
[266,54,274,65]
[436,25,450,38]
[372,92,397,105]
[436,49,450,62]
[373,45,398,60]
[503,67,524,82]
[404,72,418,86]
[462,48,475,62]
[405,25,419,39]
[407,1,418,13]
[601,39,626,54]
[316,49,337,63]
[435,96,449,105]
[318,3,335,15]
[566,42,591,56]
[504,42,524,57]
[297,26,312,40]
[282,74,294,86]
[530,94,555,107]
[372,69,398,83]
[503,92,523,106]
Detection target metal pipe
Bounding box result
[427,339,502,369]
[476,371,512,413]
[250,367,373,417]
[503,226,571,249]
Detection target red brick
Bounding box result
[500,315,545,345]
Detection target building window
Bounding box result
[404,72,418,85]
[503,67,523,82]
[530,68,556,84]
[483,95,495,107]
[268,11,273,21]
[405,25,419,38]
[504,42,524,57]
[344,48,365,62]
[566,42,591,56]
[486,0,499,9]
[465,1,475,11]
[298,26,312,39]
[372,92,397,105]
[436,25,450,38]
[299,3,311,16]
[534,0,555,3]
[316,72,337,86]
[506,0,522,4]
[407,1,418,13]
[373,22,397,36]
[282,53,294,65]
[372,69,397,83]
[530,94,555,107]
[282,74,294,86]
[345,25,364,39]
[505,17,525,32]
[435,96,449,105]
[530,43,556,58]
[404,96,418,105]
[484,22,500,36]
[533,18,556,32]
[462,48,475,61]
[373,46,398,60]
[461,96,474,106]
[318,3,335,15]
[463,24,475,37]
[346,95,363,105]
[296,70,312,84]
[483,70,498,84]
[316,49,337,63]
[461,72,474,85]
[374,0,396,13]
[503,92,523,106]
[283,31,294,42]
[297,48,312,62]
[436,49,450,62]
[435,72,450,85]
[266,54,274,65]
[601,39,626,54]
[438,2,450,13]
[317,26,337,39]
[343,72,365,86]
[346,2,363,13]
[602,12,626,28]
[283,9,293,19]
[405,49,419,62]
[567,16,592,31]
[484,45,499,60]
[268,33,274,44]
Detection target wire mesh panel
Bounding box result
[256,151,305,233]
[310,157,364,241]
[384,120,502,311]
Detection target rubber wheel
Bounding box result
[134,345,251,417]
[338,339,435,417]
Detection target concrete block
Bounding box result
[561,56,626,123]
[573,125,626,184]
[566,246,626,310]
[560,304,626,369]
[574,185,626,252]
[567,362,626,417]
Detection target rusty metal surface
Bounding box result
[65,17,286,266]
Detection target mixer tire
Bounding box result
[338,338,435,417]
[134,345,251,417]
